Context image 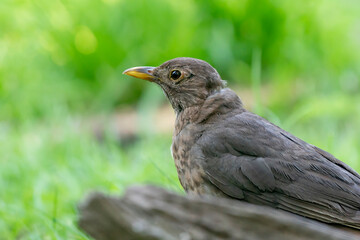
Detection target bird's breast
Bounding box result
[172,124,208,194]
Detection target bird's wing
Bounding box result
[196,111,360,228]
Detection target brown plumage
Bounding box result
[123,57,360,229]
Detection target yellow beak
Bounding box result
[123,66,156,82]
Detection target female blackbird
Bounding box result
[123,57,360,229]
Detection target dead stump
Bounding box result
[78,185,359,240]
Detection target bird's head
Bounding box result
[123,57,226,113]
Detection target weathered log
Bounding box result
[78,185,359,240]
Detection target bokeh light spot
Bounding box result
[74,26,98,55]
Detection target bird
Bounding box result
[123,57,360,229]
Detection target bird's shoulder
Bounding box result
[195,88,245,124]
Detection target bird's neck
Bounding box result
[174,88,244,136]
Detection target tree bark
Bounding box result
[78,185,359,240]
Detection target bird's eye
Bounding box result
[170,70,182,81]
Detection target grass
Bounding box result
[0,117,180,239]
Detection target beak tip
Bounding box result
[122,68,133,76]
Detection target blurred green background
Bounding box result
[1,0,360,238]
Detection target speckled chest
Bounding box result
[171,124,205,194]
